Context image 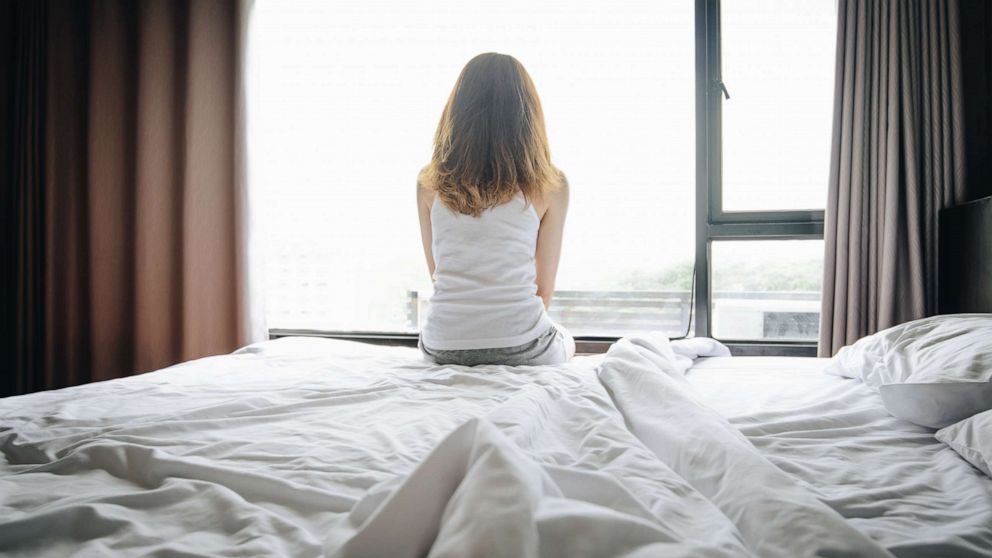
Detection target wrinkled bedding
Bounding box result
[0,336,979,556]
[688,357,992,557]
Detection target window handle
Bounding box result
[716,79,731,100]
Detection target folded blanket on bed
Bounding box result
[600,335,890,558]
[0,335,891,557]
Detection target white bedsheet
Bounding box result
[687,357,992,558]
[0,337,976,556]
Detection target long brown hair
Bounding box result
[419,53,562,217]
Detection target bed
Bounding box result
[690,357,992,556]
[2,201,990,557]
[1,334,990,557]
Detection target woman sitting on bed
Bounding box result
[416,52,574,367]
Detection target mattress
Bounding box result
[0,337,989,557]
[686,357,992,557]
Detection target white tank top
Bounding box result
[420,193,554,350]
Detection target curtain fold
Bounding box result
[819,0,987,356]
[2,0,50,395]
[2,0,255,396]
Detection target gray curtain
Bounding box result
[819,0,989,356]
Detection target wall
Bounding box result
[961,0,992,200]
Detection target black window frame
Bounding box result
[693,0,823,355]
[273,0,827,356]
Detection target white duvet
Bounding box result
[688,357,992,557]
[1,336,893,557]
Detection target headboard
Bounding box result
[938,195,992,314]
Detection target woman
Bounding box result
[417,52,574,366]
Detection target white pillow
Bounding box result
[824,314,992,388]
[879,382,992,429]
[824,314,992,428]
[936,409,992,478]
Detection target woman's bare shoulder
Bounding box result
[549,171,569,206]
[534,171,568,217]
[417,175,435,207]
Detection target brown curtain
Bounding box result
[2,0,252,396]
[819,0,990,356]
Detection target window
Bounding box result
[250,0,836,349]
[249,0,696,337]
[719,0,836,212]
[694,0,835,346]
[710,240,824,341]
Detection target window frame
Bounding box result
[693,0,824,353]
[270,0,827,356]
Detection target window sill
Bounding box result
[267,330,818,357]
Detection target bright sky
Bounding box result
[247,0,835,333]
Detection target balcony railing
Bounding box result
[407,289,820,340]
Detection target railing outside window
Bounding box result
[406,290,819,341]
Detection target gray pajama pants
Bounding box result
[420,325,575,366]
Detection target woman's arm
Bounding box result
[417,181,436,280]
[535,176,569,308]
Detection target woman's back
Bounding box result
[416,52,573,365]
[421,194,553,351]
